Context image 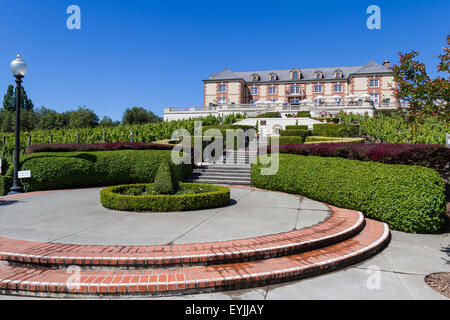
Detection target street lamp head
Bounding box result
[10,54,27,78]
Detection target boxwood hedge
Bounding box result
[4,150,192,193]
[252,154,446,233]
[100,183,230,212]
[312,123,360,137]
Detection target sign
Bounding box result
[18,171,31,179]
[260,120,267,126]
[447,134,450,148]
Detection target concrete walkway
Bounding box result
[0,187,448,300]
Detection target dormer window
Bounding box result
[314,71,323,79]
[334,70,343,78]
[251,74,260,82]
[269,73,278,81]
[290,69,301,80]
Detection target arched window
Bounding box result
[292,71,299,80]
[334,70,343,78]
[269,73,278,81]
[314,71,323,79]
[290,69,301,80]
[251,74,260,82]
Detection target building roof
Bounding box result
[207,61,392,82]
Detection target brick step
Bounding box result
[0,219,389,297]
[0,207,362,268]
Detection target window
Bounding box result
[370,79,379,88]
[250,87,258,95]
[292,71,299,80]
[314,85,323,93]
[290,85,300,94]
[218,97,227,105]
[250,99,257,104]
[334,84,343,92]
[218,84,226,93]
[290,99,300,105]
[268,86,277,95]
[251,74,260,82]
[315,72,323,79]
[270,74,277,81]
[335,71,343,78]
[369,93,379,102]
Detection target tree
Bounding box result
[0,110,13,132]
[2,85,34,112]
[99,116,119,127]
[122,107,162,125]
[69,106,99,129]
[393,34,449,125]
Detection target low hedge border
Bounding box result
[304,137,365,144]
[280,129,308,137]
[252,154,446,233]
[271,136,305,145]
[100,183,230,212]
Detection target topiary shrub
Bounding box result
[154,159,178,195]
[252,154,446,233]
[270,136,305,145]
[312,124,360,137]
[100,183,230,212]
[280,129,307,137]
[285,125,309,131]
[5,150,192,192]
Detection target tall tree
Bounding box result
[122,107,162,125]
[2,85,34,111]
[69,106,99,129]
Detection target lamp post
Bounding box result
[8,54,27,195]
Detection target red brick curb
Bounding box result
[0,206,363,267]
[0,219,389,297]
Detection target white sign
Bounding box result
[18,170,31,179]
[446,134,450,148]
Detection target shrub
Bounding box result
[312,123,360,137]
[154,159,178,194]
[5,150,192,192]
[0,175,12,196]
[0,156,9,175]
[285,125,309,131]
[264,143,450,181]
[257,112,280,118]
[297,111,311,118]
[27,142,174,154]
[252,154,446,233]
[280,129,308,137]
[100,183,230,212]
[304,137,365,144]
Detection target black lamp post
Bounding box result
[8,54,27,195]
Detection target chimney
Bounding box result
[383,60,391,68]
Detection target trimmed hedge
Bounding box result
[100,183,230,212]
[0,175,12,196]
[285,125,309,131]
[27,142,174,154]
[280,129,308,137]
[296,111,311,118]
[312,124,360,137]
[252,154,446,233]
[154,159,178,194]
[264,143,450,182]
[257,112,281,118]
[5,150,192,192]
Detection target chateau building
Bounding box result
[203,60,395,106]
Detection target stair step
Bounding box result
[185,179,251,186]
[0,219,389,296]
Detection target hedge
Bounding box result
[285,125,309,131]
[280,129,308,137]
[27,142,174,154]
[0,175,12,196]
[4,150,192,192]
[264,143,450,182]
[296,111,311,118]
[252,154,446,233]
[100,183,230,212]
[312,124,360,137]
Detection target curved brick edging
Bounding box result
[0,219,389,297]
[0,206,363,268]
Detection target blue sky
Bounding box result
[0,0,448,121]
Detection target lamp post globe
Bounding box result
[8,54,27,195]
